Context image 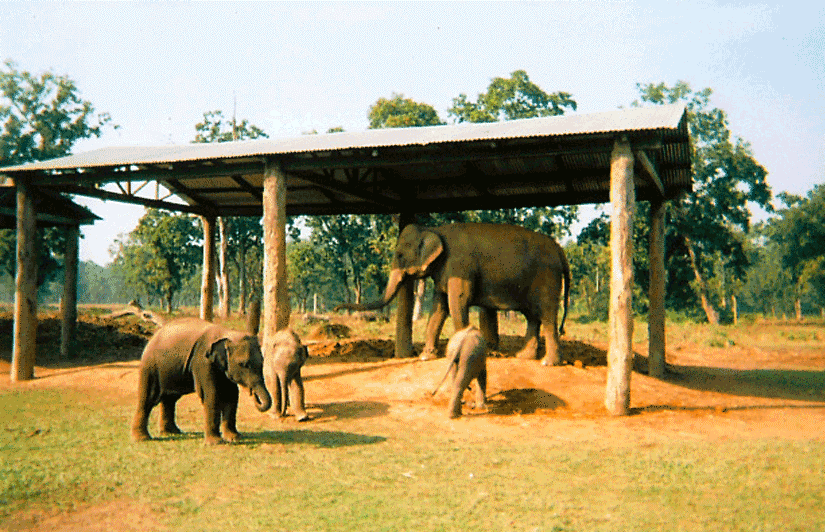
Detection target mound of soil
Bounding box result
[305,323,352,341]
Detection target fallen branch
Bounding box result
[107,300,167,327]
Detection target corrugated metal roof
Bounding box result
[0,104,686,172]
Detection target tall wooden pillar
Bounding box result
[200,215,216,322]
[12,177,38,382]
[604,137,635,416]
[60,225,80,359]
[262,161,290,353]
[648,197,667,378]
[394,212,415,358]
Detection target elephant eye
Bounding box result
[238,360,249,369]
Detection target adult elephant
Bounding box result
[337,223,570,366]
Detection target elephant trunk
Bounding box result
[250,383,272,412]
[335,268,405,312]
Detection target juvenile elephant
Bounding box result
[131,318,272,444]
[338,223,570,366]
[264,329,310,422]
[431,326,488,419]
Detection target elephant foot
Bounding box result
[223,431,240,443]
[131,429,151,442]
[204,435,225,446]
[515,347,539,360]
[419,347,439,361]
[541,354,562,366]
[296,413,311,422]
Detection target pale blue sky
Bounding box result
[2,1,823,265]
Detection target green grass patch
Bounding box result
[2,386,825,531]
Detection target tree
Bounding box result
[444,71,579,238]
[112,209,202,313]
[633,81,772,323]
[448,70,576,123]
[304,215,395,307]
[1,60,115,290]
[768,185,825,318]
[368,93,444,129]
[193,110,268,316]
[1,59,114,165]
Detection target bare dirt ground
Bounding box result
[2,311,824,442]
[2,311,825,530]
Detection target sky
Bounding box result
[1,1,823,266]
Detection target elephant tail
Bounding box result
[559,252,571,336]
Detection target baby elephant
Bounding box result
[265,329,310,422]
[131,318,272,445]
[431,326,488,419]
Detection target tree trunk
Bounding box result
[237,243,247,315]
[60,225,79,359]
[218,217,231,318]
[732,294,739,325]
[684,236,720,325]
[200,215,216,322]
[795,297,803,321]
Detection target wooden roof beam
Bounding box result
[634,150,665,197]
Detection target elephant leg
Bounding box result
[478,308,499,350]
[158,395,182,436]
[540,309,562,367]
[421,292,449,360]
[474,367,488,411]
[447,277,472,342]
[275,374,287,418]
[516,317,541,360]
[131,367,160,442]
[220,385,240,442]
[288,373,310,422]
[448,360,474,419]
[200,387,224,445]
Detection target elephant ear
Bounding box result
[415,230,443,276]
[205,338,230,373]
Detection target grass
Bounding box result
[2,385,825,531]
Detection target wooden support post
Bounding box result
[200,215,216,322]
[604,137,635,416]
[262,161,290,354]
[394,212,415,358]
[60,225,80,359]
[648,197,667,378]
[12,177,38,382]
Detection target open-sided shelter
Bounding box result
[0,103,691,415]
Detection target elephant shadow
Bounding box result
[307,400,391,420]
[238,429,386,448]
[485,388,567,415]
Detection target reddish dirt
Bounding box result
[2,312,822,442]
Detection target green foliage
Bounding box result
[448,70,576,123]
[632,81,773,322]
[0,226,67,292]
[368,93,444,129]
[1,59,114,165]
[304,215,396,306]
[0,60,115,291]
[766,185,825,310]
[193,110,268,143]
[111,209,202,312]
